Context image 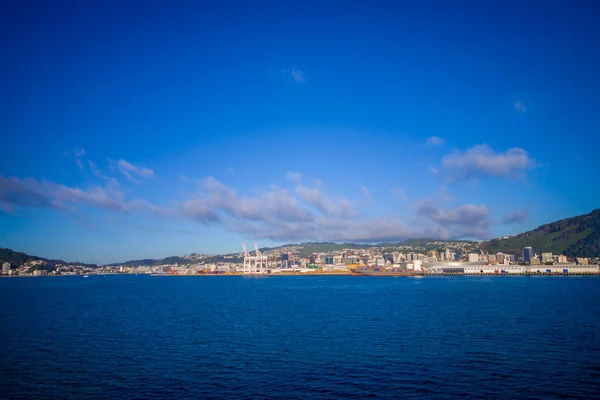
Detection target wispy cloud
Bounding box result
[112,159,154,182]
[429,166,439,175]
[295,185,355,218]
[1,164,497,243]
[392,187,406,199]
[435,185,453,203]
[514,100,527,113]
[503,210,529,224]
[361,186,372,202]
[67,148,86,170]
[441,144,534,181]
[289,68,305,84]
[88,161,103,178]
[426,136,446,146]
[286,171,302,182]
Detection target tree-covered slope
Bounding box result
[481,209,600,257]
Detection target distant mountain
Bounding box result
[0,248,44,266]
[0,247,98,268]
[480,209,600,257]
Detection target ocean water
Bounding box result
[1,275,599,399]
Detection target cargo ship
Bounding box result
[350,268,424,276]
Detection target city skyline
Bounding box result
[1,1,599,264]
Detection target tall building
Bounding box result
[427,250,438,261]
[445,249,452,261]
[468,253,479,262]
[496,252,505,263]
[522,247,533,263]
[2,262,10,274]
[557,254,568,264]
[542,252,553,263]
[324,256,334,265]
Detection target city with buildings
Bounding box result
[2,241,599,277]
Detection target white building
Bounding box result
[445,249,453,261]
[468,253,480,262]
[557,255,568,264]
[2,262,10,274]
[542,252,553,263]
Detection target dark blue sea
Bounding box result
[1,275,599,399]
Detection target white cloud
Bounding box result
[441,144,533,181]
[429,166,439,175]
[416,200,491,239]
[113,159,154,182]
[1,166,496,243]
[0,173,158,215]
[286,171,302,182]
[514,100,527,113]
[295,185,355,218]
[289,69,305,84]
[426,136,446,146]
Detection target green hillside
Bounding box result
[0,247,44,266]
[481,209,600,257]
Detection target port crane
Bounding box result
[242,243,268,274]
[254,243,268,275]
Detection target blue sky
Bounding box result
[1,1,599,264]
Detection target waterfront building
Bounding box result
[468,253,479,262]
[557,254,568,264]
[496,252,505,263]
[522,247,534,263]
[445,249,452,261]
[2,262,10,274]
[542,252,553,263]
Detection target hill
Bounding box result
[480,209,600,257]
[0,248,98,268]
[0,247,44,266]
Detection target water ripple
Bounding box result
[1,275,599,399]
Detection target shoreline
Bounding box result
[3,272,599,278]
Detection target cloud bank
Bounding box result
[441,144,533,181]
